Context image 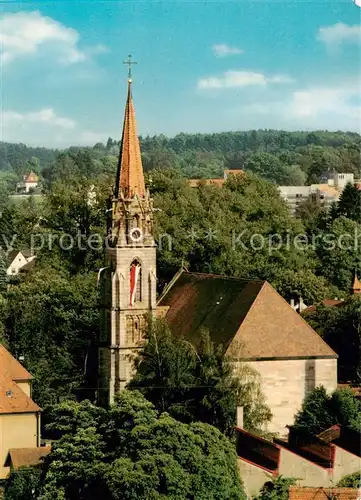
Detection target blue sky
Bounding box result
[1,0,360,147]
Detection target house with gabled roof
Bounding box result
[6,250,36,276]
[16,171,39,194]
[0,344,42,479]
[235,422,361,497]
[158,271,338,435]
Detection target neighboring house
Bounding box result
[279,172,355,216]
[188,169,243,187]
[0,344,42,479]
[6,250,36,276]
[16,171,39,194]
[157,270,338,435]
[235,424,361,497]
[4,446,50,471]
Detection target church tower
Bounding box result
[98,57,157,405]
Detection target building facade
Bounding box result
[0,345,42,479]
[97,77,157,405]
[279,172,355,216]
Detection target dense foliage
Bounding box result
[293,387,361,437]
[0,129,360,420]
[5,391,246,500]
[254,476,296,500]
[1,129,360,191]
[129,318,272,435]
[337,471,361,488]
[304,296,361,383]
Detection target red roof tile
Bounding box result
[158,271,337,359]
[289,487,359,499]
[0,344,41,414]
[0,344,33,381]
[5,446,51,469]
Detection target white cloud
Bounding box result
[268,74,295,84]
[1,107,109,147]
[212,44,243,57]
[79,131,103,144]
[198,70,294,89]
[289,85,360,121]
[2,108,76,129]
[0,11,107,65]
[317,22,361,47]
[237,82,360,132]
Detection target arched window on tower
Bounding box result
[130,260,142,305]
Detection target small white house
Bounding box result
[6,250,36,276]
[16,172,39,194]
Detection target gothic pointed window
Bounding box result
[130,260,142,305]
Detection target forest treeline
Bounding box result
[1,129,360,196]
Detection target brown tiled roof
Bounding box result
[302,299,345,315]
[236,427,279,472]
[24,172,39,183]
[0,344,33,381]
[0,378,41,414]
[224,169,244,177]
[4,446,51,469]
[289,487,359,499]
[7,249,33,264]
[158,271,337,359]
[0,344,41,414]
[318,425,361,458]
[188,178,224,188]
[19,258,36,273]
[115,81,145,199]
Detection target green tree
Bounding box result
[337,182,361,222]
[255,476,296,500]
[37,391,246,500]
[3,266,99,407]
[129,318,271,435]
[4,466,42,500]
[337,471,361,488]
[293,387,361,437]
[0,249,8,290]
[314,217,361,291]
[272,269,335,305]
[305,296,361,383]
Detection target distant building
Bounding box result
[16,171,39,194]
[279,173,355,216]
[0,344,42,479]
[6,250,36,276]
[188,169,244,188]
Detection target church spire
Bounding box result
[115,55,145,199]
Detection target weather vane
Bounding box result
[123,54,137,82]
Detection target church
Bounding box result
[97,68,338,435]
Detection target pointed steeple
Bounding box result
[115,75,145,199]
[351,273,361,294]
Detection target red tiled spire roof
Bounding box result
[115,80,145,199]
[351,273,361,294]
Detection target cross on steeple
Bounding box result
[123,54,137,82]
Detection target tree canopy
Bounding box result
[129,318,272,436]
[6,390,246,500]
[293,386,361,437]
